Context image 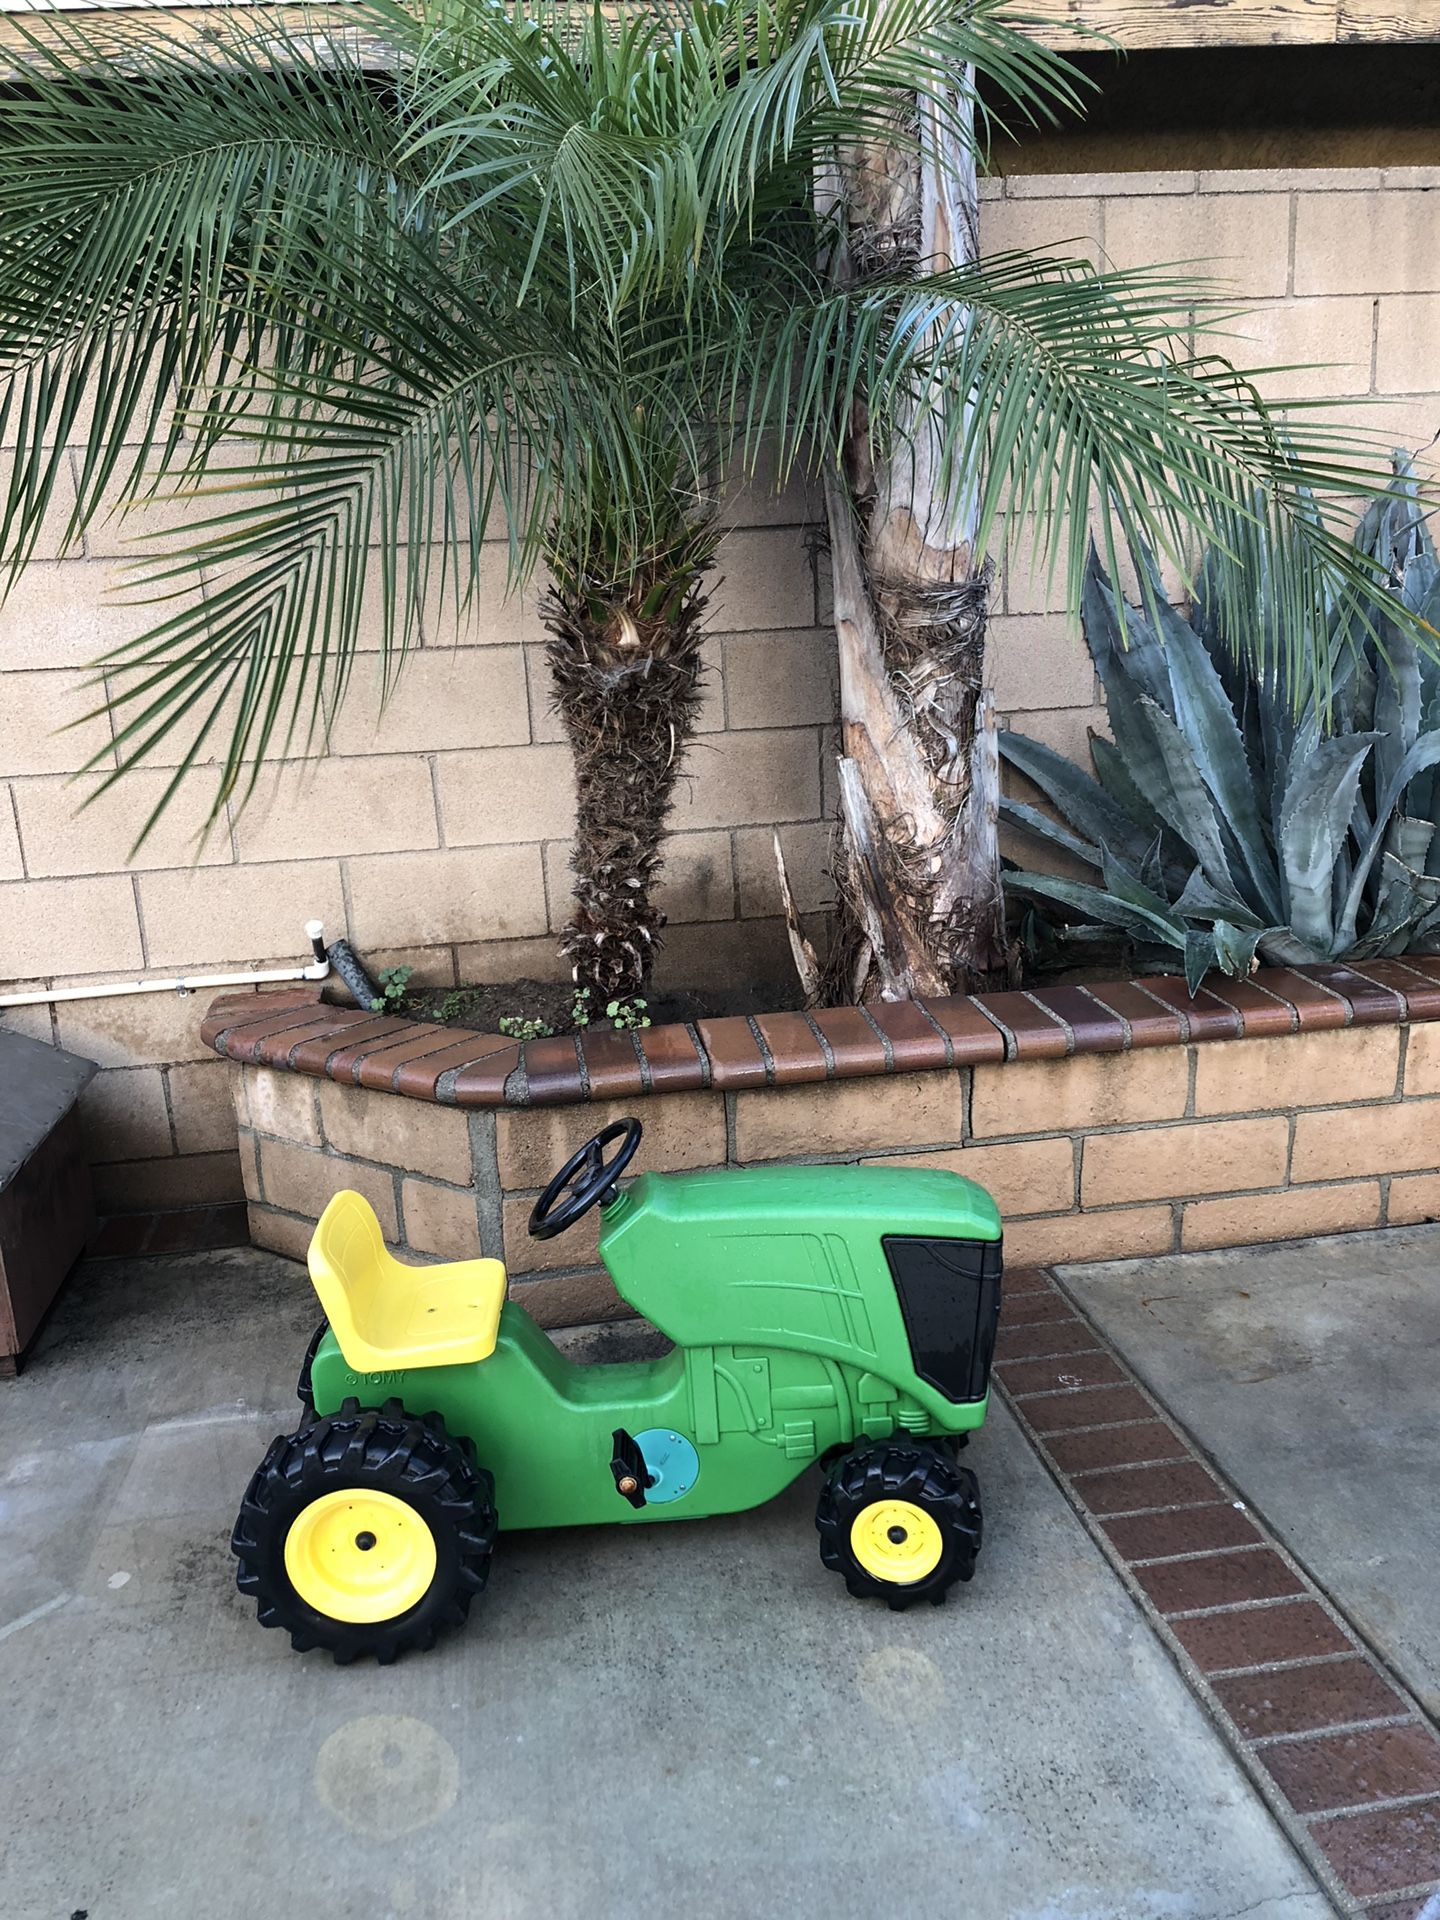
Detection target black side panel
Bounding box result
[882,1235,1003,1404]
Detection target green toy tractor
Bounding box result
[233,1118,1003,1662]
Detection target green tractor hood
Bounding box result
[601,1162,1002,1417]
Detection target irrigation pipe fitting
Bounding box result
[0,921,333,1011]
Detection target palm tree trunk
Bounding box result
[825,81,1011,1000]
[543,564,710,1001]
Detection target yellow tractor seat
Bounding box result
[308,1190,507,1372]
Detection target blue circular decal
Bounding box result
[634,1428,700,1504]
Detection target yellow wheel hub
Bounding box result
[849,1498,944,1585]
[284,1489,437,1624]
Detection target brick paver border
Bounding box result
[998,1266,1440,1916]
[203,958,1440,1109]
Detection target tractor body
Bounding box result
[306,1162,1002,1532]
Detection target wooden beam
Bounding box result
[1025,0,1350,47]
[0,0,1437,69]
[1336,0,1440,39]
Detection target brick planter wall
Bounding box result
[208,958,1440,1328]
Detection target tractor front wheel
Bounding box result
[816,1442,981,1611]
[232,1400,496,1663]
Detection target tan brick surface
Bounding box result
[1082,1117,1290,1206]
[1106,192,1291,296]
[706,529,816,632]
[79,1066,173,1164]
[423,549,549,648]
[0,670,113,777]
[1291,1098,1440,1182]
[668,727,822,832]
[81,443,289,560]
[98,664,246,771]
[138,863,347,969]
[14,771,231,878]
[1227,297,1378,400]
[656,830,736,924]
[1403,1022,1440,1097]
[235,756,439,863]
[982,195,1104,265]
[0,560,163,672]
[872,1137,1075,1216]
[1294,189,1437,295]
[326,649,529,755]
[1194,1027,1401,1115]
[503,1193,601,1274]
[645,914,797,992]
[1387,1172,1440,1226]
[1001,704,1110,767]
[973,1047,1190,1139]
[318,1079,472,1183]
[1002,519,1073,618]
[12,458,79,563]
[510,1268,627,1328]
[1008,170,1197,199]
[497,1090,725,1190]
[0,800,19,882]
[51,985,216,1066]
[94,1150,244,1212]
[1182,1181,1382,1250]
[167,1060,240,1155]
[260,1136,398,1238]
[735,1071,964,1162]
[0,874,143,978]
[1375,294,1440,393]
[1006,1205,1175,1267]
[734,821,834,919]
[238,1127,262,1202]
[722,631,838,730]
[438,745,576,847]
[986,614,1097,711]
[247,1203,315,1263]
[243,1065,323,1145]
[400,1178,485,1258]
[347,845,547,947]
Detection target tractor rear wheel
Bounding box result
[816,1441,981,1611]
[232,1400,496,1663]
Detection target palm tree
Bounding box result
[0,0,1421,1002]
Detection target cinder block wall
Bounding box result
[234,1018,1440,1328]
[3,164,1437,1208]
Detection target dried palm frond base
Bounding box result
[545,580,709,1001]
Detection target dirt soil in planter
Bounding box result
[385,975,808,1036]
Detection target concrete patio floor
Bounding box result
[1,1246,1338,1920]
[1062,1223,1440,1726]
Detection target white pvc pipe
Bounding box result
[0,921,332,1010]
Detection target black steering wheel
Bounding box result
[528,1119,643,1241]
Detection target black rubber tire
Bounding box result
[815,1441,982,1611]
[231,1399,496,1664]
[296,1317,328,1411]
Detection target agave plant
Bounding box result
[1001,461,1440,990]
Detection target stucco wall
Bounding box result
[2,163,1437,1210]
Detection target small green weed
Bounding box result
[498,1013,556,1040]
[369,964,413,1014]
[605,996,651,1030]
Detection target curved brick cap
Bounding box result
[200,959,1440,1109]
